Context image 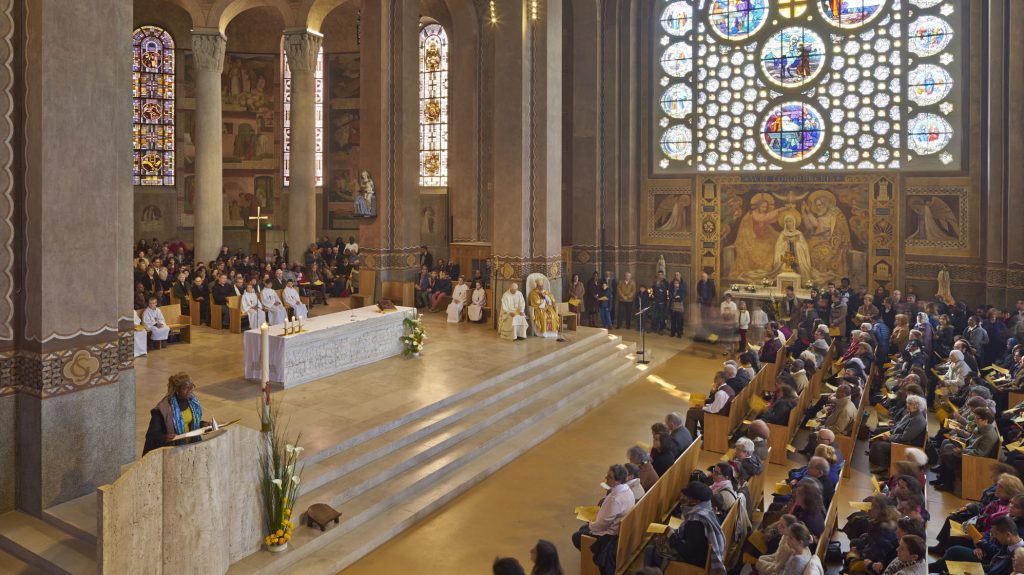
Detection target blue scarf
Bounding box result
[169,395,203,435]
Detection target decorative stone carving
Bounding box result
[243,308,416,388]
[191,31,226,73]
[284,31,324,73]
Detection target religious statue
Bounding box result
[771,211,816,280]
[354,171,376,217]
[528,278,559,338]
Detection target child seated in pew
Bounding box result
[644,482,726,574]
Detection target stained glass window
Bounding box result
[133,26,175,186]
[282,41,325,187]
[652,0,965,172]
[419,24,449,187]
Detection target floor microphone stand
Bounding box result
[635,305,651,365]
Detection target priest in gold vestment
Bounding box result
[529,278,560,338]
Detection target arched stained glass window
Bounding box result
[283,41,325,187]
[419,23,449,187]
[133,26,175,186]
[651,0,966,172]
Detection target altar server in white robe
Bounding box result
[467,281,486,323]
[447,276,469,323]
[260,279,288,325]
[142,297,170,341]
[133,310,148,357]
[499,283,528,341]
[240,283,264,329]
[282,279,308,319]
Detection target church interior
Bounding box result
[2,0,1024,574]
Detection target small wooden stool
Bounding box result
[306,503,342,531]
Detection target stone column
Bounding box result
[358,0,422,284]
[491,0,563,299]
[284,30,322,259]
[14,0,135,515]
[191,30,226,263]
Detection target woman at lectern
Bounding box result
[143,373,209,455]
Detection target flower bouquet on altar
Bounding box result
[400,316,426,357]
[259,410,303,553]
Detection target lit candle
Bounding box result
[260,322,269,385]
[298,315,303,331]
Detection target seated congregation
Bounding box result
[514,287,1024,575]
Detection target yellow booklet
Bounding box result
[774,481,793,495]
[806,420,822,429]
[786,443,797,453]
[849,501,872,512]
[720,448,736,463]
[708,333,720,343]
[871,475,883,494]
[636,441,651,451]
[749,396,768,412]
[575,506,600,522]
[946,561,985,575]
[829,327,841,337]
[689,392,707,407]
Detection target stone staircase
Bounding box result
[0,328,643,575]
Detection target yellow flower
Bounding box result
[282,497,288,504]
[275,529,283,537]
[283,533,291,541]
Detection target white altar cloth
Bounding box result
[243,305,416,388]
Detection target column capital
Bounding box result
[284,30,323,73]
[191,30,226,73]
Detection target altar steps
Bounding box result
[0,511,94,575]
[226,329,641,575]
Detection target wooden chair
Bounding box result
[815,476,842,561]
[663,505,740,575]
[481,288,493,323]
[558,302,578,331]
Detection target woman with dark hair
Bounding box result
[143,373,210,455]
[845,495,900,573]
[529,539,563,575]
[710,462,739,520]
[651,432,680,476]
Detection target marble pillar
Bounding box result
[284,30,322,258]
[491,0,563,299]
[14,0,136,515]
[358,0,421,283]
[191,30,226,263]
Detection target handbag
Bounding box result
[671,302,684,313]
[568,297,581,307]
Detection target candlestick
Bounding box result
[260,322,270,432]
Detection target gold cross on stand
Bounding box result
[248,205,269,243]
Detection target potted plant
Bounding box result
[400,316,426,357]
[259,413,303,553]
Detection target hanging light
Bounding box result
[530,0,539,21]
[489,0,497,24]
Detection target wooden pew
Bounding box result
[141,304,191,349]
[1009,391,1024,408]
[210,295,242,333]
[746,448,771,514]
[382,281,415,307]
[962,437,1003,501]
[887,431,928,479]
[663,505,740,575]
[186,293,201,326]
[706,343,787,454]
[580,437,704,575]
[815,476,843,561]
[834,363,873,478]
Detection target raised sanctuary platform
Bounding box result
[0,308,644,575]
[243,306,416,387]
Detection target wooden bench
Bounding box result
[1009,391,1024,409]
[763,343,836,466]
[210,294,242,332]
[887,430,928,479]
[580,437,704,575]
[834,364,873,479]
[815,476,842,561]
[706,344,785,454]
[139,304,191,349]
[186,294,201,326]
[963,437,1002,501]
[663,504,740,575]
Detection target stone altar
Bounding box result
[243,305,417,387]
